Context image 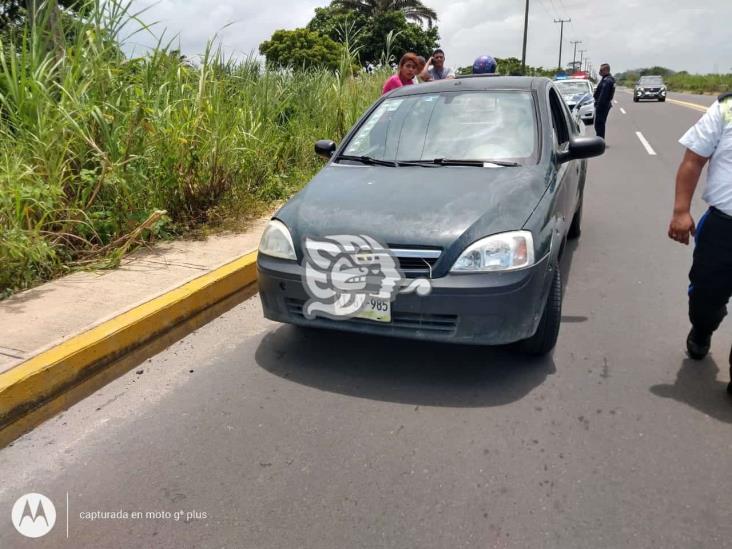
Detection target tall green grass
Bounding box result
[0,0,385,296]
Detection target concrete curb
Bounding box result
[0,250,258,446]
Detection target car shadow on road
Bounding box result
[650,358,732,424]
[255,326,556,408]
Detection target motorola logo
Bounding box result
[11,493,56,538]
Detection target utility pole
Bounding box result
[554,18,571,71]
[570,40,582,72]
[578,49,587,72]
[521,0,530,75]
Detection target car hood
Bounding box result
[276,163,550,254]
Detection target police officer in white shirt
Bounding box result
[668,92,732,394]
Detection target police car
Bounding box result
[554,78,595,125]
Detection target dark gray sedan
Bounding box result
[257,76,604,354]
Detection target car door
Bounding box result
[548,86,580,241]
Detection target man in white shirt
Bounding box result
[419,49,455,82]
[668,92,732,394]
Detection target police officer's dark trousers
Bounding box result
[688,207,732,338]
[595,104,611,139]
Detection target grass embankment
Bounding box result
[0,1,384,297]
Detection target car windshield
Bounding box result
[555,81,591,98]
[639,76,663,85]
[341,91,538,165]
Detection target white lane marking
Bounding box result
[620,107,627,114]
[635,131,657,156]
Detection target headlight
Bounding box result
[258,219,296,260]
[451,231,535,272]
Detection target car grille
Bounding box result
[285,298,458,335]
[390,248,441,278]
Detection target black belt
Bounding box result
[710,206,732,221]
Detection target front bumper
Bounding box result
[568,103,594,123]
[257,254,553,346]
[635,89,666,99]
[578,104,595,122]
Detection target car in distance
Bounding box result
[554,78,595,125]
[634,75,667,102]
[257,76,605,355]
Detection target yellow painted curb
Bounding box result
[0,250,258,437]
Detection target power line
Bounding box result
[535,0,554,20]
[553,18,571,70]
[521,0,530,75]
[570,40,582,72]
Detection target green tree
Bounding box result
[307,4,368,43]
[308,5,439,65]
[259,28,344,71]
[333,0,437,27]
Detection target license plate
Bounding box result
[356,297,392,323]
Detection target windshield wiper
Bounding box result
[401,158,521,167]
[337,155,398,167]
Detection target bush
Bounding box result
[0,0,385,295]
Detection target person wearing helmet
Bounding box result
[472,55,497,74]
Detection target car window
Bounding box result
[555,81,592,99]
[548,88,570,146]
[639,76,664,85]
[343,91,538,164]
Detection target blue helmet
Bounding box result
[472,55,497,74]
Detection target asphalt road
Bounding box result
[2,91,731,549]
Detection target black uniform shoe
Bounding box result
[686,328,711,360]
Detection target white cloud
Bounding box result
[125,0,732,74]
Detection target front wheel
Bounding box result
[518,266,562,356]
[633,97,639,103]
[659,97,666,102]
[568,194,583,239]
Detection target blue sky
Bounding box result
[125,0,732,74]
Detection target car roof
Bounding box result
[385,75,548,98]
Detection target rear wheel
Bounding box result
[518,266,562,356]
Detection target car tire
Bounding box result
[659,97,666,102]
[633,97,639,102]
[567,194,583,239]
[518,266,562,356]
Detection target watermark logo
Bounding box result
[12,493,56,538]
[302,235,431,320]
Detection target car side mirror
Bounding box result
[315,140,337,158]
[558,136,605,163]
